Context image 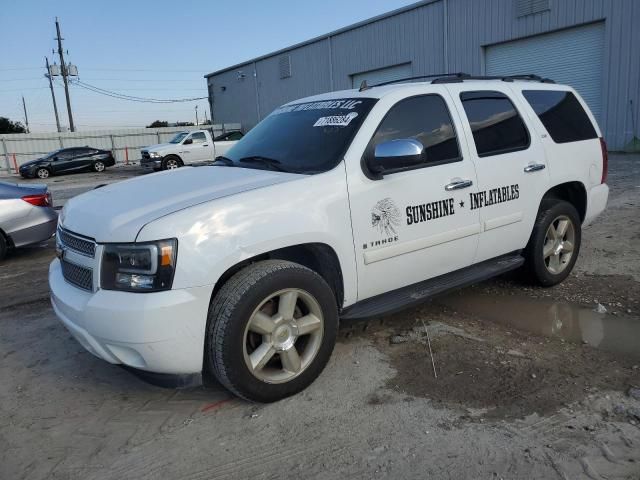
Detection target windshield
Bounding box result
[169,132,189,144]
[222,98,377,174]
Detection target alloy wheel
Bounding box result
[543,215,576,275]
[37,168,49,179]
[166,159,179,169]
[94,161,105,172]
[242,288,324,384]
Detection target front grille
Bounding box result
[61,260,93,291]
[58,227,95,257]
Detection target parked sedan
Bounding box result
[19,147,115,179]
[0,181,57,260]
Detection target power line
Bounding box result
[1,87,50,92]
[1,66,208,73]
[69,79,207,103]
[0,77,47,82]
[81,67,208,73]
[0,67,42,71]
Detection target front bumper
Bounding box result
[584,183,609,226]
[141,157,162,170]
[19,166,36,178]
[49,258,212,374]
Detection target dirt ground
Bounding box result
[1,155,640,479]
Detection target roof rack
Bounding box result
[359,73,468,91]
[359,73,554,91]
[431,73,555,84]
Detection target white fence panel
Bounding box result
[0,124,242,172]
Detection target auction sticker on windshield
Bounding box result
[314,112,359,127]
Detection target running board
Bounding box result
[340,254,525,320]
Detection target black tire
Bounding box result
[36,167,50,179]
[206,260,338,403]
[0,234,6,261]
[162,156,181,170]
[524,199,581,287]
[93,160,106,173]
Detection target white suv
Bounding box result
[50,74,609,402]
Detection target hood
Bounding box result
[143,143,174,153]
[20,158,45,168]
[60,166,301,242]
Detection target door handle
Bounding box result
[524,163,546,173]
[445,179,473,191]
[202,144,209,147]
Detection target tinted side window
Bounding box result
[76,148,93,156]
[191,132,207,143]
[228,131,243,141]
[58,149,77,160]
[460,91,530,157]
[372,95,460,166]
[522,90,597,143]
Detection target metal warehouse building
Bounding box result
[205,0,639,150]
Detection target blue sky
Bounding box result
[1,0,415,132]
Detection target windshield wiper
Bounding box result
[238,156,286,172]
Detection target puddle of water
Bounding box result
[437,291,640,360]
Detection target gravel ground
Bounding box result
[1,155,639,479]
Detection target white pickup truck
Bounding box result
[50,74,608,403]
[140,129,243,171]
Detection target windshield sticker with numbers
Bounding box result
[313,112,359,128]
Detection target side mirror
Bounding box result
[366,139,425,178]
[183,138,193,145]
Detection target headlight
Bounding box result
[149,152,161,158]
[101,239,177,292]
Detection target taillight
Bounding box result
[21,193,50,207]
[599,137,608,184]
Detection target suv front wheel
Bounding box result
[524,200,581,287]
[206,260,338,402]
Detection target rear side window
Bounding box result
[460,91,530,157]
[371,94,461,166]
[522,90,597,143]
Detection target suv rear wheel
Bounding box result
[206,260,338,402]
[93,160,106,172]
[524,200,581,286]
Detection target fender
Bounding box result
[136,166,358,307]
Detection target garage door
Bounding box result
[485,23,604,122]
[351,63,412,88]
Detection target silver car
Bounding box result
[0,181,57,260]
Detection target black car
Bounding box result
[19,147,116,179]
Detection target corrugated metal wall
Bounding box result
[485,22,605,121]
[207,0,639,150]
[0,124,241,172]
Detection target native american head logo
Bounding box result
[371,198,401,236]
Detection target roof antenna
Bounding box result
[359,80,369,92]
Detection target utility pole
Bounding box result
[22,96,30,133]
[195,105,199,126]
[45,57,62,132]
[55,18,75,132]
[204,108,209,125]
